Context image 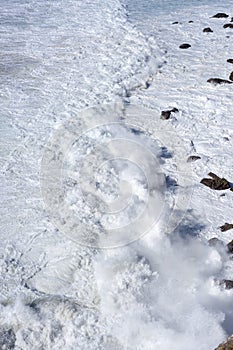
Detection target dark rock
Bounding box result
[172,21,179,24]
[231,17,233,22]
[212,13,229,18]
[220,280,233,290]
[203,27,213,32]
[215,335,233,350]
[223,23,233,28]
[189,20,194,23]
[230,72,233,81]
[0,328,16,350]
[227,240,233,254]
[200,172,231,190]
[160,108,179,120]
[207,78,232,85]
[161,110,171,120]
[220,223,233,232]
[187,155,201,162]
[179,43,191,49]
[227,59,233,64]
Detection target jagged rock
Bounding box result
[160,108,179,120]
[227,59,233,64]
[179,43,191,49]
[0,328,16,350]
[212,13,229,18]
[227,240,233,254]
[220,280,233,290]
[216,335,233,350]
[207,78,232,85]
[200,172,231,190]
[223,23,233,28]
[229,72,233,81]
[220,223,233,232]
[203,27,213,32]
[187,155,201,162]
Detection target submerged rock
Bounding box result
[203,27,213,32]
[208,237,224,247]
[179,43,191,49]
[212,13,229,18]
[207,78,232,85]
[200,172,231,190]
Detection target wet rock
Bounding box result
[227,59,233,64]
[227,240,233,254]
[145,81,151,89]
[220,280,233,290]
[171,107,179,113]
[216,335,233,350]
[172,21,179,24]
[207,78,232,85]
[160,108,179,120]
[212,13,229,18]
[220,223,233,232]
[223,23,233,28]
[161,111,171,120]
[187,155,201,162]
[200,172,231,190]
[203,27,213,32]
[0,328,16,350]
[179,43,191,49]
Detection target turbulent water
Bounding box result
[1,0,233,349]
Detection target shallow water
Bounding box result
[126,0,227,18]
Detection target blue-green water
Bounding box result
[126,0,229,19]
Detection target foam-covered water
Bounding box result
[1,0,233,349]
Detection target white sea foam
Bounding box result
[1,0,233,349]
